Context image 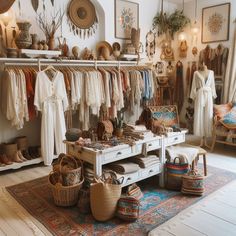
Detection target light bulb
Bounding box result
[191,21,199,35]
[178,31,187,41]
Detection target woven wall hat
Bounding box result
[96,41,112,55]
[68,0,98,38]
[0,0,15,14]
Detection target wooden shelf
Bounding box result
[0,158,43,171]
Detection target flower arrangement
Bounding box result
[153,10,190,38]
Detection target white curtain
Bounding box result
[223,22,236,103]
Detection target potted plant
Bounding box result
[153,10,190,39]
[113,112,124,137]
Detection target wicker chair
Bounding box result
[211,104,236,151]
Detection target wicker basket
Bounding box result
[90,179,121,221]
[60,155,82,186]
[48,172,84,207]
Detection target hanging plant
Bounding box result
[153,10,190,38]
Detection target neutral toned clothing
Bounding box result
[34,70,68,165]
[190,70,217,137]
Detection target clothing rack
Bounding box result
[0,58,144,71]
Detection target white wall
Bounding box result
[174,0,235,121]
[0,0,178,144]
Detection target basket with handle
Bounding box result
[48,171,84,207]
[90,177,122,221]
[59,155,82,186]
[182,170,204,196]
[165,156,189,190]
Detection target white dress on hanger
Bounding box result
[190,70,217,138]
[34,70,68,165]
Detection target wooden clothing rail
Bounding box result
[0,58,150,71]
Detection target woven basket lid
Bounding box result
[0,0,15,14]
[68,0,96,29]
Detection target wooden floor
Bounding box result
[0,142,235,236]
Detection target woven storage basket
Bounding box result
[165,157,189,191]
[90,179,121,221]
[182,170,204,196]
[48,172,84,207]
[60,155,82,186]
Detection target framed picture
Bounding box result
[202,3,230,43]
[115,0,139,39]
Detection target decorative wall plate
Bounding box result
[67,0,98,38]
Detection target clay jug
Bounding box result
[31,34,38,49]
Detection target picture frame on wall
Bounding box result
[202,3,230,43]
[115,0,139,39]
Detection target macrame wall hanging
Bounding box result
[146,30,156,60]
[67,0,98,39]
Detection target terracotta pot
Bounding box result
[114,128,123,137]
[31,34,38,49]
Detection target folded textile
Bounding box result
[108,161,140,174]
[166,144,198,164]
[125,124,147,131]
[131,155,160,168]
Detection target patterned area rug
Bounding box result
[6,166,236,236]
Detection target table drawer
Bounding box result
[67,145,95,162]
[165,133,185,146]
[140,164,161,178]
[103,147,132,164]
[146,139,161,151]
[122,171,140,186]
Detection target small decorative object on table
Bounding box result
[97,120,114,140]
[113,111,124,137]
[65,128,82,142]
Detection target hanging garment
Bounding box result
[175,61,184,113]
[186,63,191,97]
[224,24,236,103]
[190,62,197,96]
[190,70,217,137]
[34,70,68,165]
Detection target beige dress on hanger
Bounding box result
[190,70,217,138]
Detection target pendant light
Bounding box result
[178,0,187,41]
[191,0,199,35]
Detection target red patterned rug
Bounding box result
[6,165,236,236]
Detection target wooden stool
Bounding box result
[191,146,207,176]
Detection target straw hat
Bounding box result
[0,0,15,14]
[96,41,112,57]
[68,0,96,29]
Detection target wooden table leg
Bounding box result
[203,154,207,176]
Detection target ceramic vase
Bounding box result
[48,36,55,50]
[31,34,38,50]
[15,22,32,49]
